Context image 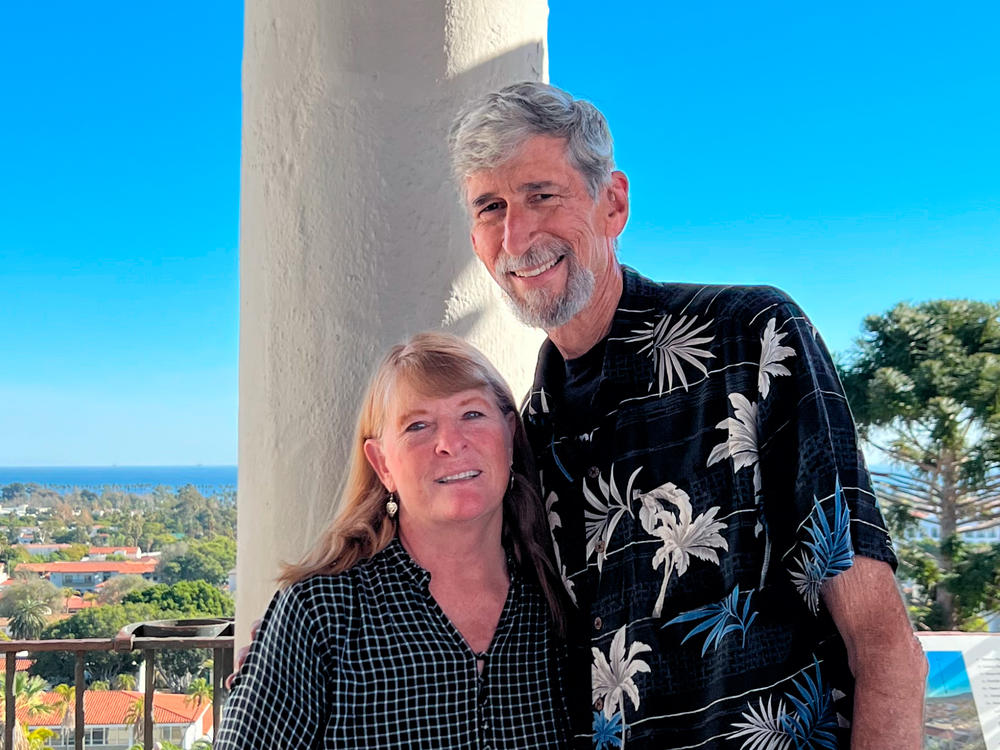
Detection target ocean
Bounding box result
[0,466,237,497]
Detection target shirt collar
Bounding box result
[530,266,661,410]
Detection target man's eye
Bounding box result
[404,421,427,432]
[478,201,503,216]
[531,193,554,203]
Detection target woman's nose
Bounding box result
[434,420,468,455]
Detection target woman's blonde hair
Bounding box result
[279,332,568,633]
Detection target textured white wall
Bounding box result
[238,0,548,643]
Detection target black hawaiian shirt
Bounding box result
[522,267,897,750]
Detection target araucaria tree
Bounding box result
[840,300,1000,629]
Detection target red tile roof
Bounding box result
[88,547,140,556]
[16,560,157,575]
[20,690,211,729]
[65,595,99,611]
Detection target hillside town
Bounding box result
[0,483,235,749]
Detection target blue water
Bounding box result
[0,466,237,497]
[926,650,973,699]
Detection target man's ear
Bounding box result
[363,439,394,492]
[604,170,629,238]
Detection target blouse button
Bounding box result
[594,616,603,631]
[588,466,600,479]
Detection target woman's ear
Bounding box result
[363,439,394,492]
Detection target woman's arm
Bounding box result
[215,582,331,749]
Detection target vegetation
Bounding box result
[840,299,1000,629]
[0,579,62,618]
[123,580,234,617]
[156,536,236,587]
[8,597,53,640]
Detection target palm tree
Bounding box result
[24,726,56,750]
[112,673,136,691]
[8,597,51,640]
[185,677,212,709]
[0,673,57,750]
[124,697,144,746]
[52,683,75,735]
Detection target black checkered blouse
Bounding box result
[215,538,570,749]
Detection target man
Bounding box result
[449,82,927,749]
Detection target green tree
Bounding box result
[0,672,58,746]
[185,677,212,708]
[840,299,1000,629]
[89,680,110,691]
[123,580,234,617]
[51,683,75,735]
[112,673,136,690]
[97,575,153,606]
[31,603,175,684]
[157,536,236,587]
[0,578,62,617]
[9,596,52,640]
[25,726,57,750]
[1,483,25,502]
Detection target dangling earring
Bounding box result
[508,466,515,493]
[385,491,399,518]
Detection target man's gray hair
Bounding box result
[449,81,615,198]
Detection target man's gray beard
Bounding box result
[496,243,595,330]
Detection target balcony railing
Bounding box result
[0,627,233,750]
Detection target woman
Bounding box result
[216,333,570,749]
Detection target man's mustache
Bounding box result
[495,240,573,275]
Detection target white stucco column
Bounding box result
[237,1,548,642]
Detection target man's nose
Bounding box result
[502,204,534,257]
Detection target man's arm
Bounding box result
[822,556,927,750]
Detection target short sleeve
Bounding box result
[754,294,896,614]
[215,579,336,749]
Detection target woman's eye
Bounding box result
[463,410,485,420]
[404,421,427,432]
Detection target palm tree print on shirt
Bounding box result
[664,584,758,656]
[727,659,839,750]
[584,465,642,574]
[544,484,577,605]
[707,391,761,497]
[790,478,855,613]
[707,391,775,585]
[638,481,728,618]
[592,625,652,750]
[758,317,796,399]
[625,313,715,395]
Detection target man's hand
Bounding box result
[225,617,263,690]
[822,556,927,750]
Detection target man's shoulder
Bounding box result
[621,267,799,324]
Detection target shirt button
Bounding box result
[595,539,605,554]
[588,466,600,479]
[594,616,602,631]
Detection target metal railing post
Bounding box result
[4,653,15,750]
[143,649,155,750]
[74,653,85,750]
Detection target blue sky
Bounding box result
[2,2,997,465]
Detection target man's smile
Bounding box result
[511,255,564,279]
